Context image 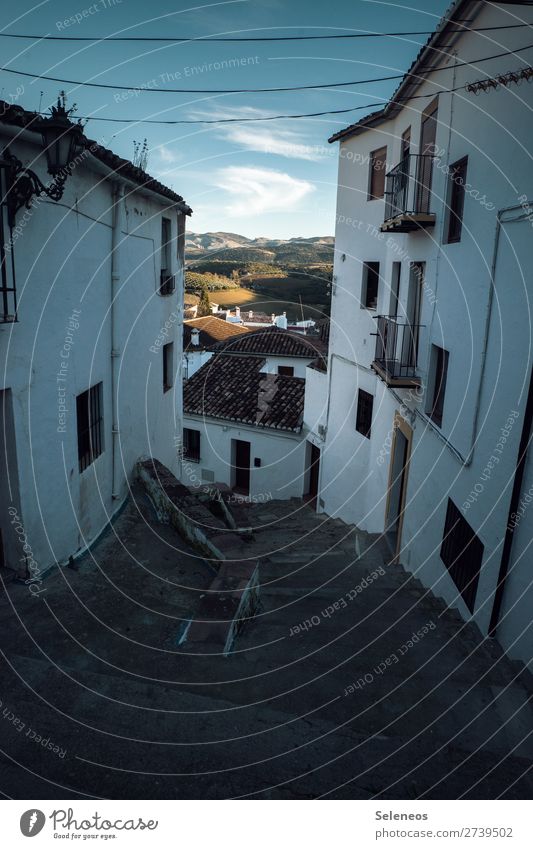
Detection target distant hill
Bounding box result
[186,232,334,265]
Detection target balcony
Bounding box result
[381,154,436,233]
[371,315,423,388]
[159,272,175,296]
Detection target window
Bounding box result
[428,345,449,427]
[278,365,294,377]
[77,382,104,472]
[440,499,484,613]
[362,262,380,310]
[163,342,174,392]
[356,389,374,438]
[401,127,411,159]
[177,212,186,268]
[445,156,468,243]
[183,428,200,462]
[368,146,387,199]
[160,217,175,295]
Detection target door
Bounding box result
[306,442,321,503]
[385,414,412,559]
[233,440,251,495]
[416,99,438,212]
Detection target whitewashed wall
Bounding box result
[321,3,533,667]
[182,415,307,501]
[0,127,185,576]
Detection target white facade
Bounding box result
[321,1,533,667]
[182,415,307,501]
[0,116,188,579]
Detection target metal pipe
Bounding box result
[110,181,125,500]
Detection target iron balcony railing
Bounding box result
[372,315,424,380]
[383,153,435,222]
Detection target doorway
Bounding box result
[305,442,321,504]
[416,98,438,212]
[233,439,251,495]
[405,262,424,368]
[385,414,413,559]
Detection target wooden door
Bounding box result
[234,440,251,494]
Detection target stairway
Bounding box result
[0,494,531,800]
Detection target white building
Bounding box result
[183,315,250,379]
[0,97,190,581]
[182,328,327,500]
[316,0,533,667]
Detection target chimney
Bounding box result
[191,328,200,346]
[278,312,288,330]
[248,310,253,319]
[271,313,276,324]
[235,306,241,318]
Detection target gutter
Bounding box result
[110,181,125,500]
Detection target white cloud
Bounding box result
[215,166,315,217]
[157,145,180,164]
[221,125,328,161]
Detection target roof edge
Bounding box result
[328,0,476,144]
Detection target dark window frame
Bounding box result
[401,127,411,159]
[163,341,174,392]
[356,389,374,438]
[362,261,380,311]
[177,212,186,266]
[368,146,387,200]
[183,427,201,462]
[440,498,483,613]
[278,365,294,377]
[159,217,175,295]
[445,156,468,244]
[77,382,104,473]
[428,344,449,427]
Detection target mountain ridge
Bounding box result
[186,232,334,264]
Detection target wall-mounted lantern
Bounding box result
[2,92,86,226]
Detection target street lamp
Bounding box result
[3,92,86,226]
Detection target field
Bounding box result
[209,274,330,321]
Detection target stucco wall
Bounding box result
[321,3,533,666]
[182,415,306,501]
[0,129,185,574]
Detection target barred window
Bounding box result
[77,383,104,472]
[356,389,374,438]
[440,499,483,612]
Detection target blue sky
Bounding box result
[0,0,450,237]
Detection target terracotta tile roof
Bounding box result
[328,0,472,143]
[0,100,191,212]
[209,326,328,359]
[183,354,305,432]
[184,316,250,350]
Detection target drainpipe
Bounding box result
[111,182,125,500]
[468,204,530,465]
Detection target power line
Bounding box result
[2,42,533,94]
[0,23,529,42]
[46,67,533,126]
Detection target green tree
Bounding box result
[197,283,211,317]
